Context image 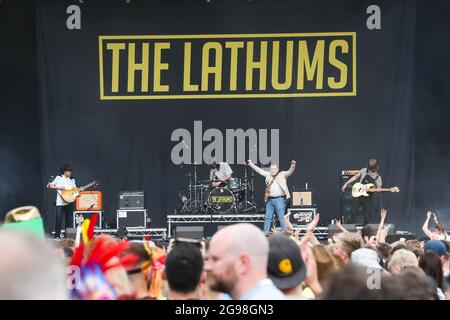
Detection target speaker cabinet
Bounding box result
[340,170,364,224]
[291,190,314,207]
[76,191,103,211]
[288,208,317,226]
[73,211,102,228]
[175,226,204,239]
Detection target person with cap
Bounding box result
[424,240,450,283]
[267,233,307,299]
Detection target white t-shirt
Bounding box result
[211,162,233,181]
[51,175,76,206]
[269,179,286,197]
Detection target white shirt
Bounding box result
[269,179,286,197]
[239,279,286,300]
[51,175,76,206]
[211,162,233,181]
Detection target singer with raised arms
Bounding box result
[247,159,296,234]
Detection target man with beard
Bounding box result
[204,223,286,300]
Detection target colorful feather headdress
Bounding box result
[69,214,138,300]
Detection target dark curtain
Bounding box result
[34,0,416,231]
[0,1,42,220]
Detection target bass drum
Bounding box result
[207,187,235,213]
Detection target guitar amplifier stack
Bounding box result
[117,191,147,229]
[73,191,103,228]
[340,170,363,224]
[288,185,317,227]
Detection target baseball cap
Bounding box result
[424,240,450,257]
[267,233,306,290]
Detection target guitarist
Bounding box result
[341,159,382,225]
[247,160,296,234]
[47,163,76,238]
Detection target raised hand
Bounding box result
[247,159,253,165]
[306,213,320,233]
[336,219,342,228]
[432,212,438,223]
[284,212,294,231]
[380,208,387,220]
[426,211,432,219]
[291,160,297,166]
[299,233,322,295]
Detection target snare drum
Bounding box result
[208,187,235,213]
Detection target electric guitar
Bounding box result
[59,180,98,203]
[352,182,400,198]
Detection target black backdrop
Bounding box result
[1,0,449,234]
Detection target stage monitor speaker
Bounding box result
[386,234,417,243]
[175,226,204,240]
[364,224,396,236]
[119,191,145,209]
[76,191,103,211]
[328,224,357,239]
[339,170,364,224]
[291,190,314,207]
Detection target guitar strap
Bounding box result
[266,172,280,191]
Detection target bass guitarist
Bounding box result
[47,163,76,238]
[341,159,382,225]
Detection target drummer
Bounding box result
[210,161,233,187]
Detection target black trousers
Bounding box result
[55,204,73,238]
[349,196,376,225]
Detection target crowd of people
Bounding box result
[0,205,449,300]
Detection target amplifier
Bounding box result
[117,209,147,229]
[119,191,145,209]
[291,189,314,207]
[76,191,103,211]
[287,208,317,226]
[73,211,102,229]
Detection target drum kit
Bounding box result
[178,164,258,214]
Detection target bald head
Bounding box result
[205,224,270,297]
[0,230,67,299]
[212,223,269,267]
